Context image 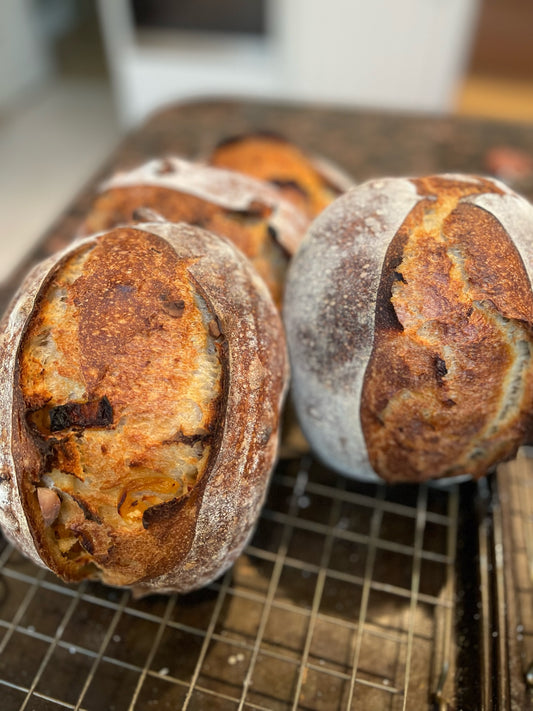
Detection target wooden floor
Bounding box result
[456,74,533,124]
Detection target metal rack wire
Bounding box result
[0,455,465,710]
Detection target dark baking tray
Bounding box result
[2,99,533,710]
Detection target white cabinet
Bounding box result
[97,0,481,127]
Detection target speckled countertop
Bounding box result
[2,98,533,310]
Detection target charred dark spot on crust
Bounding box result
[163,428,211,447]
[127,459,144,469]
[132,207,147,221]
[434,355,448,383]
[269,178,309,198]
[225,202,269,224]
[117,489,127,512]
[393,271,407,284]
[49,397,113,433]
[142,494,190,530]
[79,533,94,555]
[70,494,102,524]
[213,134,246,150]
[159,293,185,318]
[321,177,344,197]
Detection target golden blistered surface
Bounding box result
[361,177,533,482]
[20,229,223,581]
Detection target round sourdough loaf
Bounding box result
[81,157,309,310]
[284,174,533,483]
[0,222,288,594]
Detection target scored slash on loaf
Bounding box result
[0,221,288,594]
[284,173,533,484]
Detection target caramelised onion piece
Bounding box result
[0,222,288,594]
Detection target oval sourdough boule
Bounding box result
[0,222,288,594]
[80,157,309,310]
[284,174,533,484]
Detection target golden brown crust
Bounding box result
[0,223,288,592]
[207,132,354,218]
[361,180,533,481]
[18,228,225,584]
[285,174,533,483]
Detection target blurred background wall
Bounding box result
[1,0,533,280]
[96,0,480,125]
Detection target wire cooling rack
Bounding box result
[0,455,475,710]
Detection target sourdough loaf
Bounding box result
[284,174,533,483]
[0,222,288,593]
[81,157,309,309]
[207,131,354,218]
